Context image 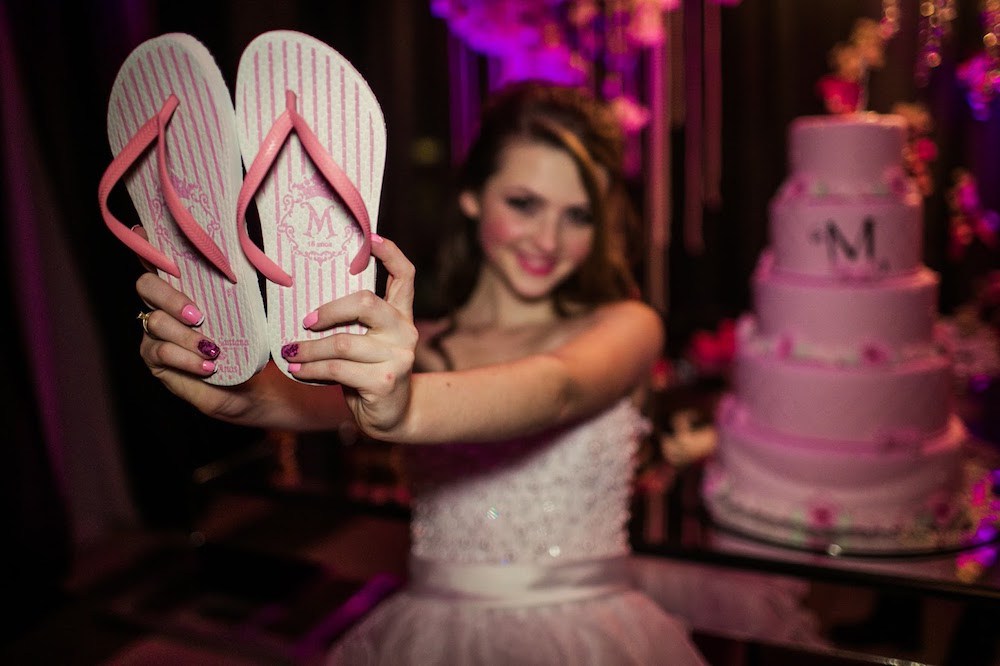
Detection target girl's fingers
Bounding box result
[305,289,417,340]
[141,310,221,359]
[282,332,394,365]
[136,272,207,327]
[135,272,219,367]
[285,354,407,390]
[296,235,416,338]
[369,235,415,319]
[140,335,219,377]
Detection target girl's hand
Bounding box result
[135,270,265,421]
[278,235,417,437]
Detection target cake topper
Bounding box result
[816,18,889,114]
[816,42,865,114]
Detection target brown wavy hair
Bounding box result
[429,80,640,318]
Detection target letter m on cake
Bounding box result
[824,217,875,263]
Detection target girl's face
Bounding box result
[460,141,602,302]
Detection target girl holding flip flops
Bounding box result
[115,30,707,666]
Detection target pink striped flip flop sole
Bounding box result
[235,30,386,381]
[104,33,268,385]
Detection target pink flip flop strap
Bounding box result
[237,90,373,288]
[99,95,237,283]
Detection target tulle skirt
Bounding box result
[630,555,827,648]
[327,587,707,665]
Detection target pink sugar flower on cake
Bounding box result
[860,341,891,366]
[774,334,794,359]
[787,178,806,197]
[687,319,736,377]
[923,490,957,528]
[807,501,839,531]
[892,175,912,197]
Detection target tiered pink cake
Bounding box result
[702,114,971,553]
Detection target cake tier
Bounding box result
[753,257,939,350]
[703,397,969,550]
[716,396,964,500]
[769,184,922,278]
[790,113,907,185]
[734,347,954,442]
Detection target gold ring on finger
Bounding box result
[137,310,155,337]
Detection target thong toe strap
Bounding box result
[236,89,373,288]
[99,94,237,283]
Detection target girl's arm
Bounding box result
[291,297,663,444]
[393,300,663,443]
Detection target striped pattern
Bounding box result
[107,33,268,385]
[236,31,386,381]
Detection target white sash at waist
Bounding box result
[408,555,631,608]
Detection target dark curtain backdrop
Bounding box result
[2,0,998,640]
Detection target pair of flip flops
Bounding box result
[99,31,386,385]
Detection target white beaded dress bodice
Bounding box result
[406,399,649,565]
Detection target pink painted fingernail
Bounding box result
[198,339,220,359]
[302,311,318,328]
[201,360,216,374]
[182,304,205,326]
[371,233,384,243]
[281,343,298,359]
[130,224,143,233]
[287,362,302,373]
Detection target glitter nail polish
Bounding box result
[198,339,221,359]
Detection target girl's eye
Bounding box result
[506,195,539,213]
[565,206,594,226]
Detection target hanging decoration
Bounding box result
[431,0,681,136]
[957,0,1000,120]
[948,168,999,263]
[881,0,902,39]
[915,0,957,86]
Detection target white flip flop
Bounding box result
[100,33,268,386]
[235,30,386,381]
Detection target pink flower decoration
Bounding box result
[924,490,956,527]
[774,335,793,359]
[609,95,651,133]
[915,137,938,162]
[861,342,890,365]
[687,319,737,375]
[809,502,838,530]
[890,172,911,196]
[627,4,667,46]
